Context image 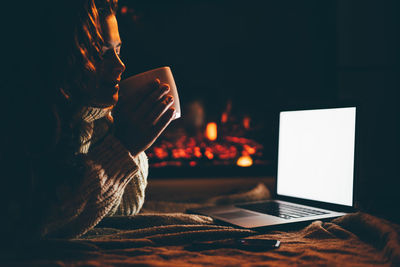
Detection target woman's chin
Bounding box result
[113,92,119,103]
[91,92,119,108]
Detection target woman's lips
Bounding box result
[103,82,119,93]
[101,79,120,95]
[114,83,119,93]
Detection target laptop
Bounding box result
[188,106,357,229]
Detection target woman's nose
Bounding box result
[112,49,126,75]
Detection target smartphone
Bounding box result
[186,238,280,252]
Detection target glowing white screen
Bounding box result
[276,107,356,206]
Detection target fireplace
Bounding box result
[116,1,338,178]
[146,99,274,178]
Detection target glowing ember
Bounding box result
[206,122,218,141]
[204,148,214,159]
[147,133,266,168]
[243,144,256,155]
[221,112,228,123]
[237,155,253,167]
[154,147,168,159]
[147,113,268,168]
[194,147,202,158]
[172,148,186,159]
[243,116,251,129]
[120,6,128,14]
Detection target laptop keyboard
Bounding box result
[236,201,329,220]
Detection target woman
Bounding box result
[1,0,175,242]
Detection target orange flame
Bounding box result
[243,144,256,155]
[236,155,253,167]
[194,147,202,158]
[205,149,214,159]
[205,122,218,141]
[154,147,168,159]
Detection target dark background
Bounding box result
[116,0,399,222]
[3,0,399,222]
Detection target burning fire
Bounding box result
[206,122,218,141]
[236,154,253,167]
[147,104,267,169]
[148,132,264,168]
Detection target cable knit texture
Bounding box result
[39,106,149,239]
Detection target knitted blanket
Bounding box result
[3,183,400,266]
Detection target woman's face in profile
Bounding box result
[86,14,126,108]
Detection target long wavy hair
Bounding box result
[37,0,119,150]
[45,0,117,105]
[3,0,119,161]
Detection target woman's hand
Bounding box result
[113,79,175,157]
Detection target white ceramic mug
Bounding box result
[119,66,181,120]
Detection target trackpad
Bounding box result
[215,210,259,219]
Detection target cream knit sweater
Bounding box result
[40,106,148,239]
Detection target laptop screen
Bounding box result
[276,107,356,207]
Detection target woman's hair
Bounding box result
[30,0,118,150]
[4,0,120,156]
[44,0,119,106]
[3,0,119,157]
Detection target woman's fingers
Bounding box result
[145,94,174,125]
[150,107,176,140]
[134,79,170,118]
[156,83,171,101]
[148,79,170,103]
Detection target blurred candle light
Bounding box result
[206,122,218,141]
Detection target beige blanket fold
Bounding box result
[3,183,399,266]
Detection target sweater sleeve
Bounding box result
[40,134,145,239]
[107,151,148,216]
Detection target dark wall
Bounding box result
[335,0,400,222]
[118,0,337,116]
